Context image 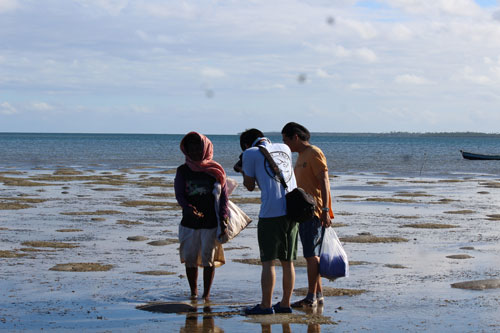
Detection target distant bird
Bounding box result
[326,16,335,26]
[297,73,307,83]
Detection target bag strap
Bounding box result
[257,145,288,191]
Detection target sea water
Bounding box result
[1,132,500,177]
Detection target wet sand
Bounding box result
[1,168,500,332]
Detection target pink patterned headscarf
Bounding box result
[180,132,226,186]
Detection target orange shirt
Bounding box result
[294,145,334,219]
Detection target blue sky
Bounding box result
[1,0,500,134]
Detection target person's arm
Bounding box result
[174,168,189,209]
[316,169,332,228]
[243,173,256,191]
[174,167,202,218]
[241,150,256,191]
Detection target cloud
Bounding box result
[340,18,378,39]
[74,0,129,16]
[0,102,18,115]
[395,74,433,85]
[31,102,54,111]
[201,67,226,78]
[139,2,197,19]
[0,0,18,13]
[391,24,413,41]
[383,0,482,17]
[356,48,378,63]
[316,69,337,79]
[459,66,493,85]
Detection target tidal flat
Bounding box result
[1,168,500,332]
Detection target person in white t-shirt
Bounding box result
[234,128,299,315]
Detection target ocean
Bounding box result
[1,132,500,177]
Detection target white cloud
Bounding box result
[356,48,377,63]
[395,74,433,85]
[340,18,378,39]
[459,66,493,85]
[383,0,482,17]
[0,102,18,115]
[0,0,18,13]
[74,0,128,16]
[316,69,337,79]
[201,67,226,78]
[139,2,197,19]
[31,102,54,111]
[391,24,413,41]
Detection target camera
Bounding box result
[233,153,243,173]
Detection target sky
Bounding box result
[1,0,500,134]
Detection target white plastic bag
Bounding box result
[213,179,252,244]
[319,227,349,280]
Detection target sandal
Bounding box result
[273,302,292,314]
[244,304,274,315]
[291,297,317,308]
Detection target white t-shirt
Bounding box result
[242,139,297,218]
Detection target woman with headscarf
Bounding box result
[174,132,229,301]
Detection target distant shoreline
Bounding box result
[1,131,500,137]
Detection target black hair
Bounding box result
[181,132,202,151]
[281,122,311,141]
[239,128,264,151]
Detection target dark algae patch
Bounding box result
[451,279,500,290]
[49,263,113,272]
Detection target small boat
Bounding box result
[460,150,500,160]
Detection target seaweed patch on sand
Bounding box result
[147,239,178,246]
[384,264,407,269]
[144,192,175,198]
[295,287,366,297]
[0,176,53,187]
[56,229,83,232]
[0,202,32,210]
[394,192,433,197]
[446,254,474,259]
[117,220,144,225]
[61,210,123,216]
[366,198,417,204]
[49,263,113,272]
[401,223,458,229]
[120,200,177,207]
[443,210,475,214]
[53,168,84,176]
[0,250,28,258]
[127,236,149,241]
[340,233,408,243]
[22,241,78,248]
[451,279,500,290]
[134,270,175,276]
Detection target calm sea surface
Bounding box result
[1,132,500,177]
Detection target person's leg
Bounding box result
[280,260,295,308]
[202,266,215,301]
[186,266,198,297]
[260,260,275,309]
[306,256,320,295]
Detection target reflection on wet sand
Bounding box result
[180,306,224,333]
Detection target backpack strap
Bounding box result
[257,146,288,191]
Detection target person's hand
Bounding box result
[321,211,332,228]
[219,217,229,238]
[185,206,204,219]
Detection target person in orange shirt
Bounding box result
[281,122,334,307]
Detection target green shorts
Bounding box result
[258,216,298,262]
